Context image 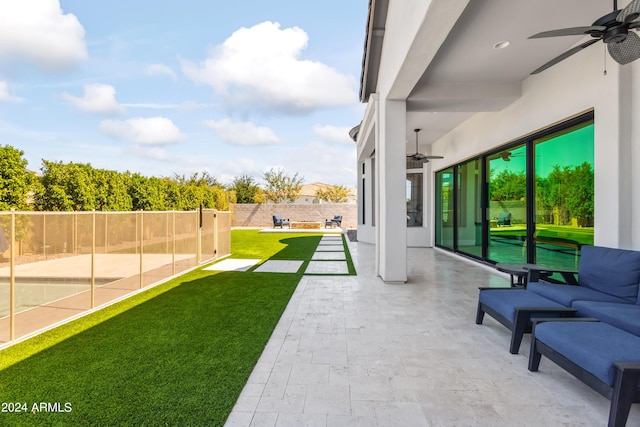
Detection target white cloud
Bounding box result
[0,0,87,71]
[62,83,126,115]
[0,81,25,103]
[283,141,357,187]
[203,118,280,146]
[313,125,353,144]
[215,157,263,184]
[99,117,186,145]
[0,81,9,101]
[146,64,177,81]
[121,101,215,110]
[127,145,171,161]
[181,21,357,114]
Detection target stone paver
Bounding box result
[304,261,349,275]
[203,259,261,272]
[253,260,304,274]
[315,244,345,252]
[311,251,346,261]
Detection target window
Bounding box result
[406,173,423,226]
[456,159,482,259]
[434,112,594,269]
[487,144,527,264]
[435,167,454,249]
[533,120,594,269]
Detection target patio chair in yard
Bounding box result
[496,211,511,226]
[272,215,290,229]
[324,215,342,228]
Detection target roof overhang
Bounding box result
[359,0,389,102]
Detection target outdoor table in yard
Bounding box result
[290,221,322,229]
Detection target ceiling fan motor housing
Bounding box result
[592,10,629,43]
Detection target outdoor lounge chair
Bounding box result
[529,319,640,427]
[272,215,290,228]
[324,215,342,228]
[476,287,576,354]
[496,212,511,226]
[477,245,640,354]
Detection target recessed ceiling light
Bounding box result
[493,40,510,50]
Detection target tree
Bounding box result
[94,169,132,211]
[315,184,350,203]
[173,171,221,188]
[0,145,36,211]
[262,168,303,204]
[565,162,594,227]
[36,161,98,211]
[230,174,264,204]
[489,169,526,201]
[128,174,167,211]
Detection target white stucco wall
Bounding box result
[632,60,640,247]
[428,45,639,249]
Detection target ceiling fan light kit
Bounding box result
[529,0,640,74]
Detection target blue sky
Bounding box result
[0,0,366,187]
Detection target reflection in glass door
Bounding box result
[534,121,594,269]
[435,167,454,249]
[487,144,527,263]
[456,159,482,258]
[434,113,594,269]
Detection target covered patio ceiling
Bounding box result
[362,0,625,152]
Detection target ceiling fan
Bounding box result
[407,129,444,163]
[529,0,640,74]
[499,151,525,162]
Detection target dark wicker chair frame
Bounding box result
[529,319,640,427]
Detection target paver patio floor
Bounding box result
[226,239,640,426]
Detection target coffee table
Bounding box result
[495,263,553,287]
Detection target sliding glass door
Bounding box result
[456,159,482,258]
[486,144,528,264]
[435,167,454,250]
[534,120,594,269]
[434,112,594,269]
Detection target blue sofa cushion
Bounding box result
[535,321,640,386]
[578,245,640,303]
[479,289,564,323]
[572,301,640,336]
[528,282,630,306]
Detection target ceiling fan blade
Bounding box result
[529,26,606,39]
[424,155,444,160]
[608,31,640,64]
[531,38,600,74]
[618,0,640,24]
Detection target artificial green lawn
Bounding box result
[0,230,350,426]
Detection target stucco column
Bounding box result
[376,99,407,283]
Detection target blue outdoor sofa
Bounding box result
[476,245,640,426]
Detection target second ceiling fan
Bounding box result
[407,129,444,163]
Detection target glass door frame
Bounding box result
[434,110,594,266]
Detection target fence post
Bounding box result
[172,211,176,276]
[91,211,96,308]
[196,209,201,265]
[213,211,219,260]
[9,209,15,342]
[139,210,144,289]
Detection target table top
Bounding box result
[495,263,546,275]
